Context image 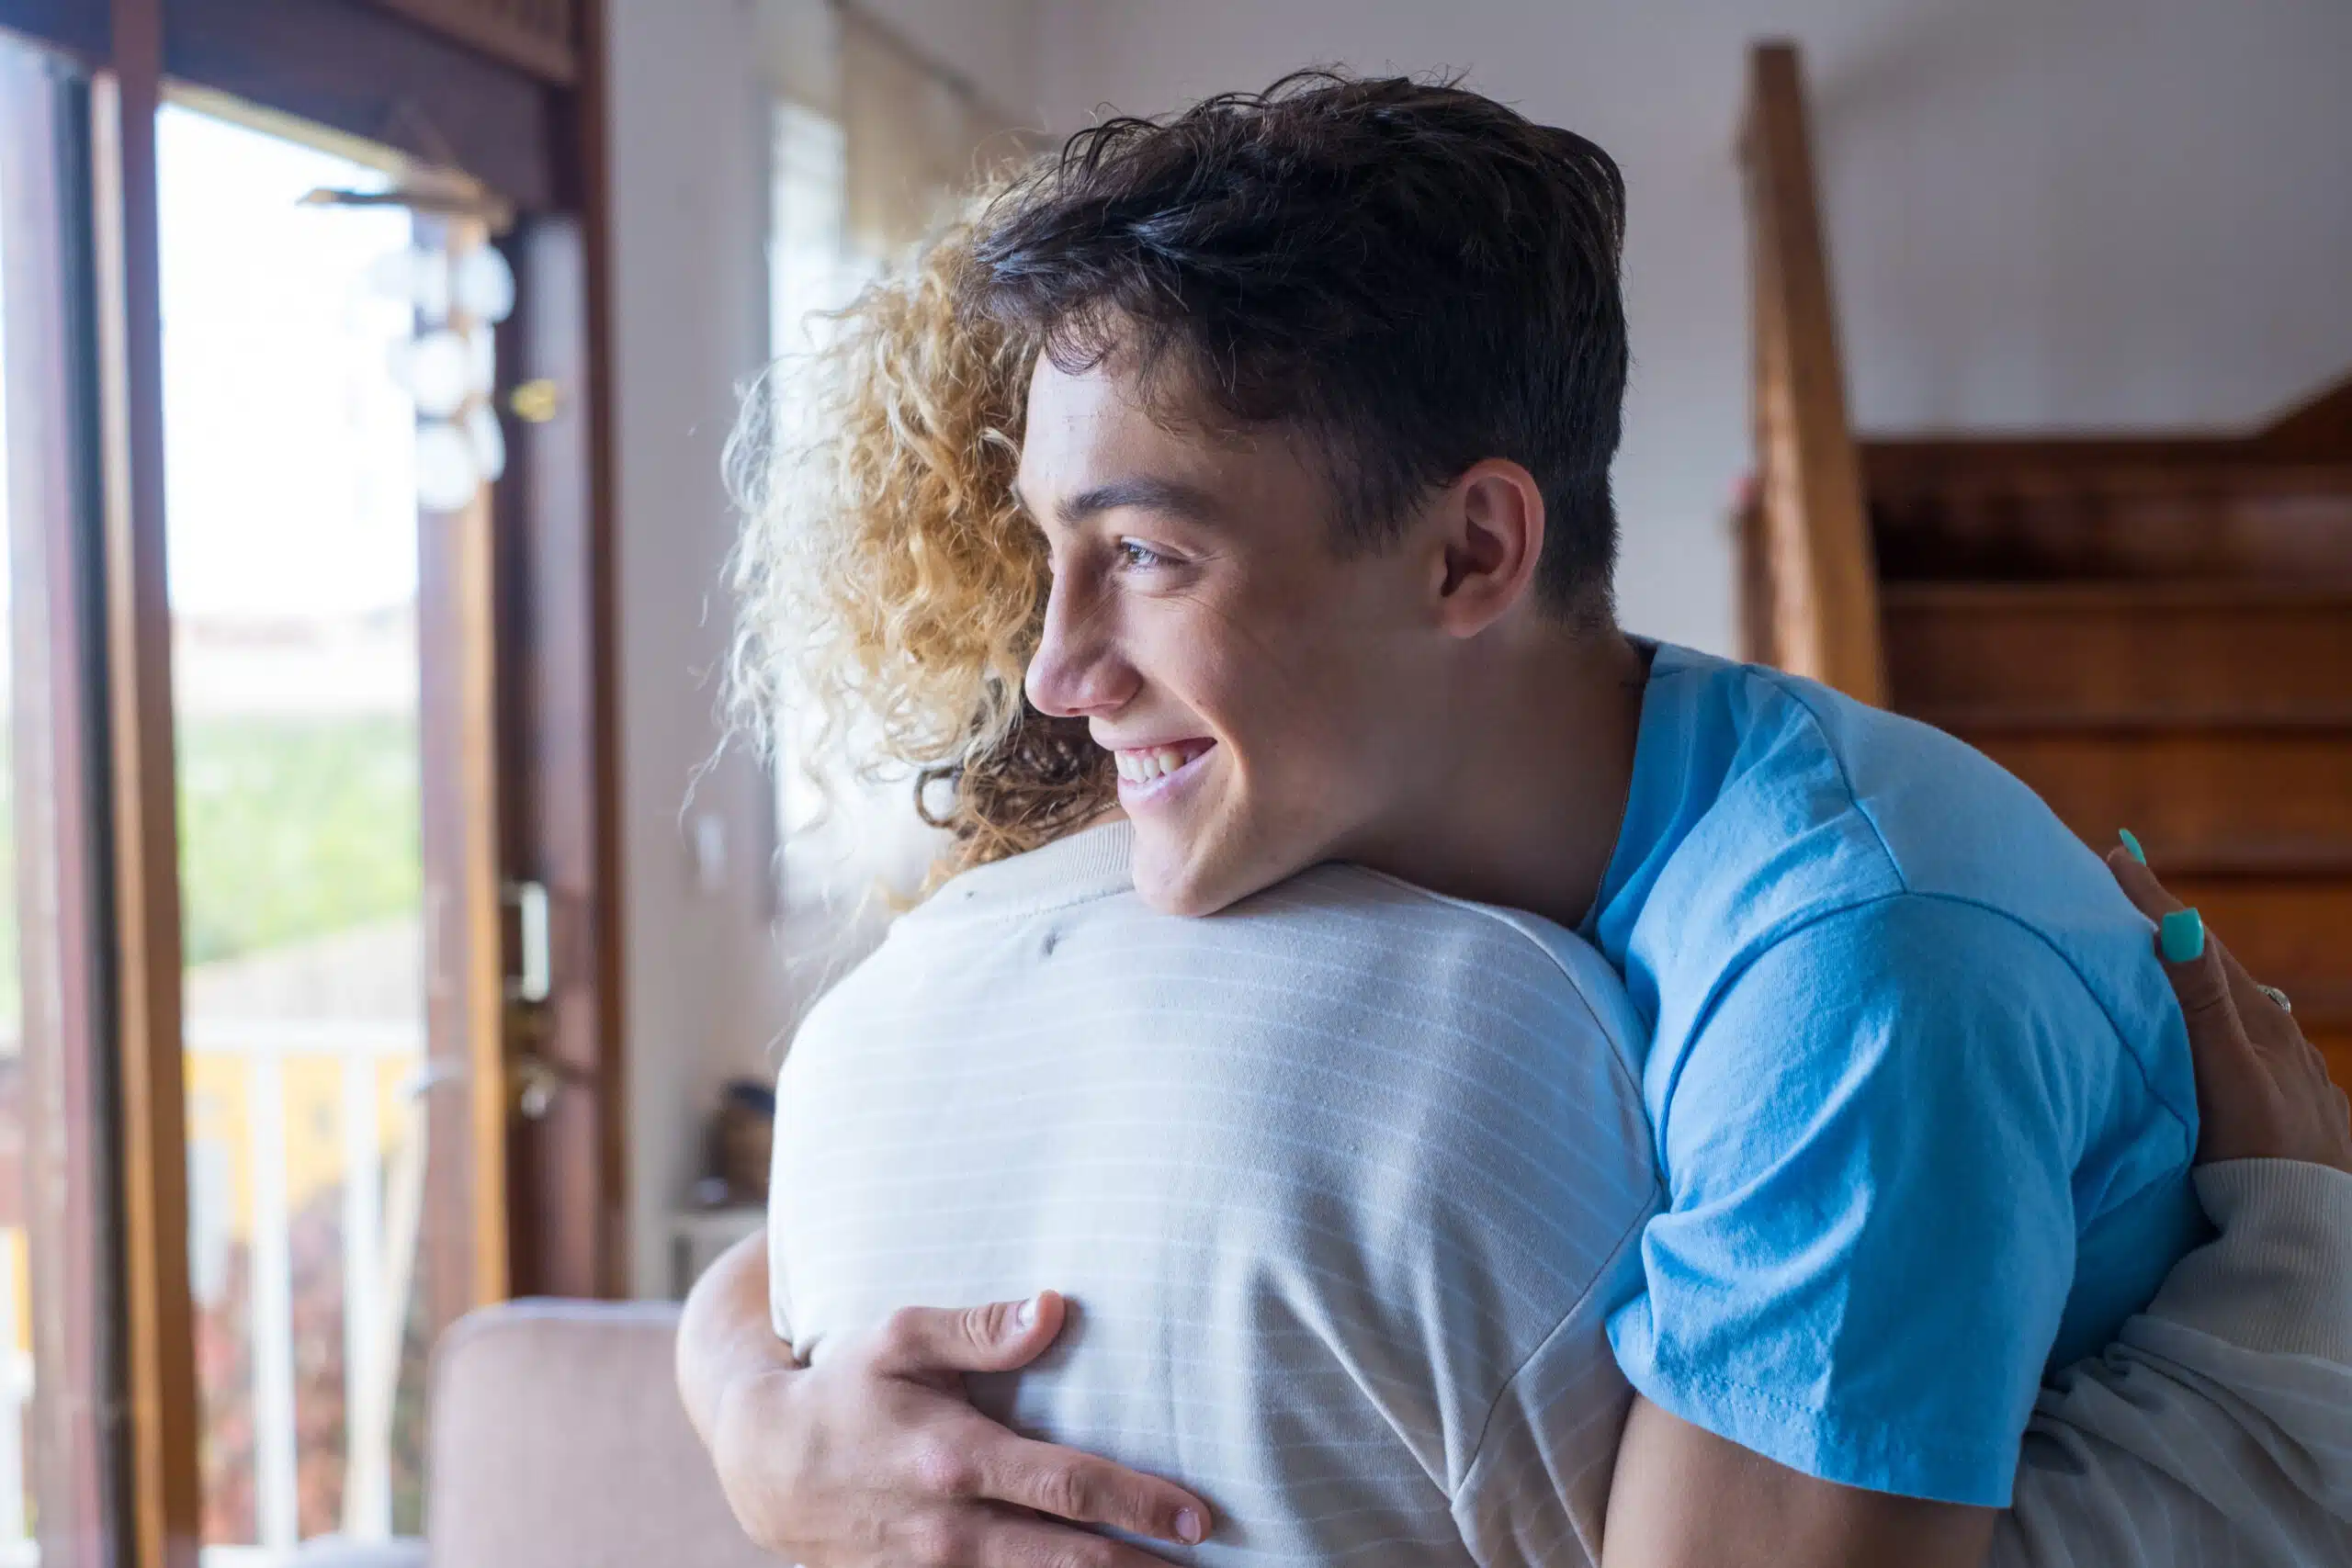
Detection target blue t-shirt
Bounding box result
[1590,643,2204,1506]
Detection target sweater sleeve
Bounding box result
[1988,1160,2352,1567]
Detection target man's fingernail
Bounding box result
[1175,1507,1204,1544]
[2159,908,2205,964]
[2119,828,2146,865]
[1013,1294,1039,1331]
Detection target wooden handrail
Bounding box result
[1738,42,1885,705]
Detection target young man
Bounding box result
[685,73,2345,1566]
[993,73,2197,1550]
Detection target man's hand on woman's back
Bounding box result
[678,1237,1210,1567]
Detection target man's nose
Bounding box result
[1025,573,1137,719]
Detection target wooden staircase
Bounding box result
[1869,440,2352,1087]
[1738,43,2352,1097]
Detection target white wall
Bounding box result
[603,0,1040,1296]
[602,0,2352,1292]
[1034,0,2352,653]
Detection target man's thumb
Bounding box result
[870,1292,1066,1377]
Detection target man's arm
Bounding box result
[1599,895,2099,1568]
[676,1233,1210,1567]
[676,1230,792,1450]
[1603,852,2352,1568]
[1604,1400,1996,1568]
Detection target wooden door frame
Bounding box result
[496,198,628,1299]
[3,39,133,1568]
[91,6,204,1564]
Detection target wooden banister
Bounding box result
[1739,41,1886,705]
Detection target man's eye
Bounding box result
[1118,539,1171,570]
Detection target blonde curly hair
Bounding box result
[726,189,1114,880]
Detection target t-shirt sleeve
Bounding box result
[1606,894,2115,1506]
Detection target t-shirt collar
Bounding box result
[1577,637,1690,949]
[915,818,1137,922]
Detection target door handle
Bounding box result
[502,879,551,1003]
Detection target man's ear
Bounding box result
[1431,458,1546,637]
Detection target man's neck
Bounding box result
[1352,626,1650,931]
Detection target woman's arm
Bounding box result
[676,1233,1211,1568]
[1986,847,2352,1566]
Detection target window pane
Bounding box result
[763,98,941,973]
[155,102,432,1555]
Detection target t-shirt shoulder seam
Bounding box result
[1720,667,2195,1138]
[1452,1177,1658,1503]
[1894,892,2197,1140]
[1737,662,1909,893]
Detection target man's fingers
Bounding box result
[855,1298,1210,1549]
[973,1432,1211,1546]
[868,1292,1068,1378]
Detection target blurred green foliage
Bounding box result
[0,716,418,1041]
[177,716,421,967]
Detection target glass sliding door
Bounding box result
[0,4,615,1562]
[153,99,509,1558]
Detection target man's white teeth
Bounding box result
[1116,746,1195,784]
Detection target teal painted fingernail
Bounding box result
[2159,908,2205,964]
[2119,828,2146,864]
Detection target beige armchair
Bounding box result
[297,1299,774,1568]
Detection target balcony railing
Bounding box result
[1,1016,425,1568]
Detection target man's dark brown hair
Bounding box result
[970,70,1632,617]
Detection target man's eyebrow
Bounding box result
[1053,476,1225,528]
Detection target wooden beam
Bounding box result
[362,0,579,85]
[0,0,109,63]
[93,3,202,1563]
[1741,41,1885,705]
[164,0,561,212]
